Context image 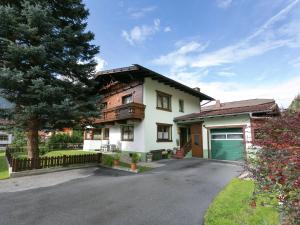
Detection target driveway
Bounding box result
[0,158,242,225]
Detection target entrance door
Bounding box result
[179,127,188,148]
[190,123,203,157]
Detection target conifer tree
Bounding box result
[0,0,100,159]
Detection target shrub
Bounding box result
[102,155,114,167]
[247,111,300,225]
[114,153,121,161]
[47,130,83,149]
[131,153,139,164]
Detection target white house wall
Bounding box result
[202,114,252,158]
[143,78,201,152]
[83,122,145,152]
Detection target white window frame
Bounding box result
[211,132,244,141]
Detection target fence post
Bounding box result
[63,155,67,167]
[97,153,102,164]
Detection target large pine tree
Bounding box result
[0,0,100,159]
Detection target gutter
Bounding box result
[175,110,273,123]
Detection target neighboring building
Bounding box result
[83,65,214,159]
[175,99,280,161]
[0,97,13,149]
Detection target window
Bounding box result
[157,123,172,142]
[121,125,134,141]
[0,135,8,141]
[85,130,93,140]
[100,102,107,110]
[122,94,133,104]
[93,129,102,140]
[179,99,184,112]
[156,91,172,111]
[194,134,199,145]
[211,133,243,140]
[104,128,109,140]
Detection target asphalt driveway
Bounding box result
[0,158,242,225]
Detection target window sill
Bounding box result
[121,139,134,142]
[156,139,173,142]
[156,107,172,112]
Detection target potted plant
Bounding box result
[131,153,139,171]
[113,152,121,166]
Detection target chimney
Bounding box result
[193,87,200,92]
[215,100,221,108]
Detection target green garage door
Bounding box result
[211,128,244,161]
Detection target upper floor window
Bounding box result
[179,99,184,112]
[156,91,172,111]
[122,94,133,104]
[100,102,107,110]
[121,125,134,141]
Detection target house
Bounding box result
[0,97,13,150]
[83,64,214,160]
[174,99,280,161]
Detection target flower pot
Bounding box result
[131,163,137,171]
[114,159,120,166]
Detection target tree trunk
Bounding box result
[27,120,39,160]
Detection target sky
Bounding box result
[84,0,300,108]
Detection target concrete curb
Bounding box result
[10,164,100,178]
[191,157,245,166]
[99,165,138,173]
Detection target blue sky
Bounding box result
[84,0,300,107]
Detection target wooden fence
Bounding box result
[6,151,102,172]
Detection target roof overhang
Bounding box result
[95,64,214,101]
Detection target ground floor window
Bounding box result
[85,130,93,140]
[157,123,172,142]
[93,129,102,140]
[0,134,8,141]
[104,128,109,140]
[121,125,134,141]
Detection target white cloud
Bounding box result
[122,19,160,45]
[128,6,156,18]
[216,0,233,9]
[217,71,236,77]
[153,0,300,69]
[153,41,208,69]
[170,72,300,108]
[95,57,107,71]
[164,26,172,32]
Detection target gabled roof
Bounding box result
[95,64,214,100]
[175,99,279,122]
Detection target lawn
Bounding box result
[0,151,9,179]
[44,150,97,157]
[204,178,279,225]
[12,150,96,158]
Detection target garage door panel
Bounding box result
[211,128,244,161]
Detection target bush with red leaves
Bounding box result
[247,111,300,225]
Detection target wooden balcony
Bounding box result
[94,102,146,123]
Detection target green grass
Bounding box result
[43,150,97,157]
[12,149,96,158]
[0,151,9,179]
[204,178,279,225]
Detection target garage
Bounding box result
[210,128,244,161]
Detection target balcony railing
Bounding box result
[94,102,146,123]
